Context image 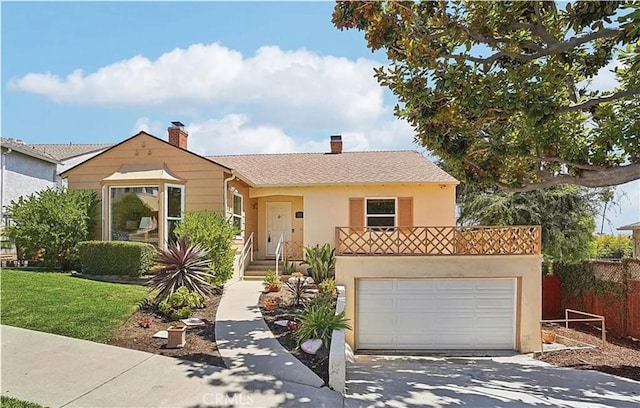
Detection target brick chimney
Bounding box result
[330,135,342,154]
[168,121,188,149]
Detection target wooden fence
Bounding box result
[335,225,541,256]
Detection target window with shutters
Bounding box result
[365,198,396,227]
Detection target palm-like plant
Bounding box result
[147,237,215,304]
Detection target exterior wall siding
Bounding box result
[64,134,228,247]
[2,150,58,206]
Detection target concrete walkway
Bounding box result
[1,325,343,407]
[215,280,326,388]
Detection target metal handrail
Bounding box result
[238,232,254,277]
[275,233,284,275]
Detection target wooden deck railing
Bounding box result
[335,226,541,256]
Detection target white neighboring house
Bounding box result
[0,138,112,258]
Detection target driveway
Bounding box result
[345,354,640,407]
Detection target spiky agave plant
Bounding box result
[147,237,215,304]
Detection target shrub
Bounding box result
[159,286,205,320]
[174,211,236,287]
[285,277,314,306]
[78,241,155,277]
[303,243,335,283]
[295,295,351,348]
[262,271,282,292]
[146,237,215,304]
[318,278,337,296]
[5,188,97,269]
[594,234,632,259]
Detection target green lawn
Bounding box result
[0,396,46,408]
[1,270,150,342]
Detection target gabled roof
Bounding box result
[1,138,59,164]
[59,131,231,178]
[33,143,113,161]
[210,151,459,187]
[618,222,640,231]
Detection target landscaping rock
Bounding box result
[275,320,291,327]
[181,317,205,327]
[301,339,322,355]
[152,330,168,339]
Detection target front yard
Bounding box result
[1,269,149,342]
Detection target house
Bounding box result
[1,138,61,258]
[618,222,640,259]
[61,123,542,353]
[33,142,113,184]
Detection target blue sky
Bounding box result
[2,1,637,232]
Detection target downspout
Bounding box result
[223,173,236,220]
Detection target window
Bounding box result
[365,198,396,228]
[110,186,159,245]
[232,193,243,237]
[166,185,184,244]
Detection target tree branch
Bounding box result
[530,156,602,170]
[497,163,640,192]
[560,88,640,112]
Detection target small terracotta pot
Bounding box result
[542,329,557,344]
[167,325,186,348]
[264,299,280,311]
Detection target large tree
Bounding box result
[333,1,640,191]
[457,185,598,263]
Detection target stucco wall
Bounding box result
[250,183,456,252]
[335,255,542,353]
[1,149,58,207]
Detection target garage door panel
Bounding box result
[357,278,515,351]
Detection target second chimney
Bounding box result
[330,135,342,154]
[168,121,188,150]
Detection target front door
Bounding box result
[266,202,292,257]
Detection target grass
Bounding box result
[0,396,46,408]
[1,270,150,343]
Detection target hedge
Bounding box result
[78,241,155,277]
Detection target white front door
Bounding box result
[357,278,516,350]
[266,202,292,257]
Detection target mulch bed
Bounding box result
[108,295,225,367]
[259,290,331,386]
[536,324,640,381]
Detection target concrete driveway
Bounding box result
[345,354,640,407]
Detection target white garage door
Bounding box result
[357,278,516,350]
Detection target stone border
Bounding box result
[329,285,352,394]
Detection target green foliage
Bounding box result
[0,269,149,343]
[146,237,215,304]
[594,234,633,259]
[318,278,337,296]
[457,185,597,262]
[159,286,204,320]
[78,241,155,277]
[174,211,236,287]
[303,243,336,283]
[333,2,640,191]
[553,261,625,297]
[285,277,314,306]
[262,270,282,291]
[295,295,351,348]
[1,396,46,408]
[4,188,97,269]
[283,258,297,275]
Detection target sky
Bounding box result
[1,1,638,232]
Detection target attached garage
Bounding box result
[357,278,516,351]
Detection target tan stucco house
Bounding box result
[62,124,543,353]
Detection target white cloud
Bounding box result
[131,117,164,136]
[10,43,385,130]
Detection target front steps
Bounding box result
[243,259,284,280]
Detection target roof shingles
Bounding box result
[33,143,113,161]
[209,151,458,186]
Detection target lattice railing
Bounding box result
[335,226,541,256]
[284,240,304,260]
